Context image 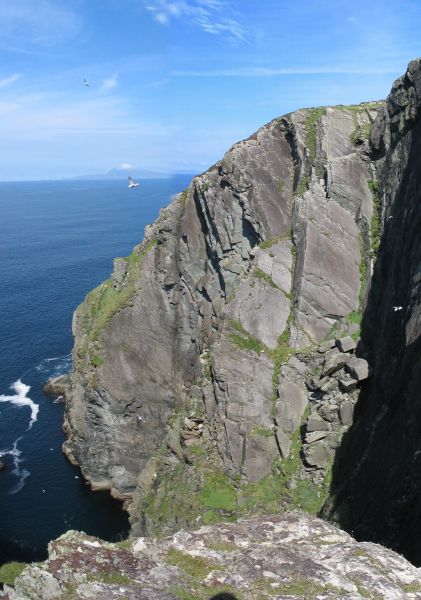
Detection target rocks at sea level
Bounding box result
[43,374,70,399]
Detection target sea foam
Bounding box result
[0,379,39,429]
[0,438,31,495]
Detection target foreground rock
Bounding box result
[3,513,421,599]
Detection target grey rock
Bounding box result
[345,357,370,381]
[318,339,337,353]
[305,430,329,444]
[276,381,307,435]
[336,336,357,353]
[303,442,333,467]
[339,378,358,393]
[322,349,351,376]
[7,514,421,600]
[339,401,355,426]
[227,277,290,349]
[306,413,330,432]
[44,374,70,398]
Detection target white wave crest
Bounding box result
[0,437,31,495]
[0,379,39,429]
[35,353,72,378]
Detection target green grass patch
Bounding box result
[269,328,293,397]
[278,178,285,193]
[304,107,326,167]
[296,175,310,196]
[166,548,214,580]
[228,320,266,354]
[90,354,104,368]
[0,562,28,586]
[77,238,157,370]
[88,571,133,585]
[253,267,279,289]
[337,101,385,113]
[200,182,209,194]
[199,473,237,511]
[403,582,421,593]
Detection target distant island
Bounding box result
[69,166,197,181]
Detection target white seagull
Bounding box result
[83,77,90,87]
[128,176,140,189]
[388,215,394,220]
[393,306,403,311]
[137,415,145,422]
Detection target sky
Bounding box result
[0,0,420,180]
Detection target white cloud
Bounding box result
[145,0,245,41]
[0,74,21,88]
[118,163,135,170]
[101,74,119,91]
[0,1,81,49]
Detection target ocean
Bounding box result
[0,175,193,564]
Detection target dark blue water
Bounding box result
[0,176,193,564]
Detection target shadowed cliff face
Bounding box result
[60,60,415,541]
[325,59,421,565]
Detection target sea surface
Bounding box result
[0,175,193,564]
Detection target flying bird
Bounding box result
[83,77,90,87]
[393,306,403,311]
[388,215,394,220]
[128,176,140,189]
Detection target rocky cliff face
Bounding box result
[4,512,421,599]
[324,59,421,564]
[60,60,421,561]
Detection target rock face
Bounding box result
[56,59,421,563]
[4,512,421,600]
[323,58,421,565]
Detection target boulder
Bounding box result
[0,460,6,471]
[336,336,357,353]
[339,401,354,426]
[44,374,70,398]
[346,357,370,381]
[305,430,329,444]
[317,339,336,353]
[306,413,330,433]
[339,377,358,393]
[322,349,351,376]
[303,442,333,467]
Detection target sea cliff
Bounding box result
[56,60,421,565]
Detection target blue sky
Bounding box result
[0,0,420,180]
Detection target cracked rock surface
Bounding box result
[3,513,421,600]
